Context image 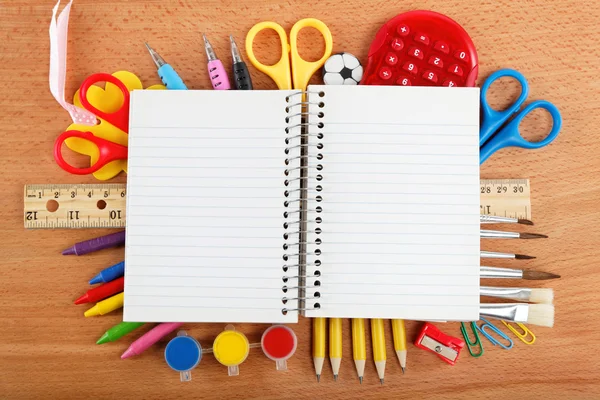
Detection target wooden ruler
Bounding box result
[480,179,531,220]
[24,184,126,229]
[25,180,531,228]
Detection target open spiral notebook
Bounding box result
[123,85,480,323]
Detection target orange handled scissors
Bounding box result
[54,130,128,175]
[245,18,333,90]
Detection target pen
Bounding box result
[229,35,253,90]
[74,276,124,304]
[97,321,146,344]
[202,34,231,90]
[62,230,125,256]
[144,42,188,90]
[89,261,125,285]
[84,292,124,317]
[351,318,366,383]
[121,322,183,359]
[371,318,386,384]
[391,319,407,373]
[312,317,326,381]
[329,318,342,380]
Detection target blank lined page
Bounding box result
[304,85,481,321]
[124,90,298,323]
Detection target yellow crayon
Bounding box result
[329,318,343,380]
[84,292,124,317]
[351,318,366,383]
[371,318,386,384]
[392,319,407,373]
[312,317,326,381]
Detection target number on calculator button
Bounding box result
[454,50,469,62]
[433,41,450,54]
[443,79,458,87]
[379,67,393,80]
[402,62,418,75]
[448,64,464,77]
[396,77,412,86]
[414,33,430,45]
[428,56,443,68]
[396,24,410,36]
[422,70,438,83]
[408,47,424,60]
[391,38,404,51]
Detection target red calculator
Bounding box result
[362,10,478,87]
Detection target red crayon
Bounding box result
[74,277,125,305]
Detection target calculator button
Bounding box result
[422,70,439,83]
[385,52,399,66]
[396,23,410,36]
[396,76,412,86]
[433,41,450,54]
[448,64,464,77]
[443,79,458,87]
[454,50,469,62]
[408,47,424,60]
[414,33,430,45]
[428,56,444,68]
[402,62,418,75]
[379,67,393,80]
[391,38,404,51]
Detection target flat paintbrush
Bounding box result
[480,303,554,327]
[480,286,554,304]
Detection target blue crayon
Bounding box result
[89,261,125,285]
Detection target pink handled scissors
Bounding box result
[79,73,130,133]
[54,130,128,175]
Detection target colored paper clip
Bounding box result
[477,318,513,350]
[460,322,484,358]
[501,321,536,345]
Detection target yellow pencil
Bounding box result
[351,318,366,383]
[313,317,326,381]
[392,319,407,373]
[84,292,124,317]
[329,318,343,380]
[371,318,386,384]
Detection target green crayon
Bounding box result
[97,322,146,344]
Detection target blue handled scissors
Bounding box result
[479,69,562,164]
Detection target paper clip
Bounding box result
[460,322,484,357]
[501,321,536,345]
[477,318,513,350]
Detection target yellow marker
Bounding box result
[329,318,342,380]
[351,318,366,383]
[213,328,250,376]
[371,318,386,384]
[312,317,326,381]
[83,292,124,317]
[392,319,407,373]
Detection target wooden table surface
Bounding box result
[1,0,600,398]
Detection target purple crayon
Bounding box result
[62,231,126,256]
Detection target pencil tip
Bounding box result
[515,253,536,260]
[334,374,338,381]
[401,367,405,374]
[316,374,320,383]
[518,218,534,225]
[520,232,548,239]
[359,376,363,384]
[380,378,384,385]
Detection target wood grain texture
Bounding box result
[1,0,600,398]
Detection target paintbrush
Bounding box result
[480,266,560,280]
[480,304,554,327]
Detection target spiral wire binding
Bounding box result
[281,90,325,315]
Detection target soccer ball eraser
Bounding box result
[322,52,363,85]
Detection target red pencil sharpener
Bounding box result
[414,322,465,365]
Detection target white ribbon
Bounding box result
[49,0,97,125]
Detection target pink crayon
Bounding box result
[121,322,183,359]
